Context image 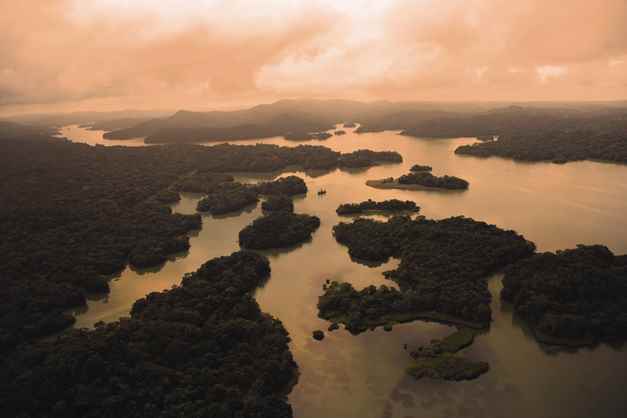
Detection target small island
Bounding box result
[407,328,489,381]
[501,245,627,346]
[410,164,432,172]
[255,175,307,196]
[334,130,346,136]
[262,195,294,213]
[367,170,469,191]
[239,212,321,250]
[336,199,419,215]
[339,149,402,168]
[284,131,332,141]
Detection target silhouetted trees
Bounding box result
[455,129,627,164]
[0,137,398,350]
[239,212,320,250]
[331,216,535,326]
[410,164,432,172]
[255,176,307,196]
[336,199,419,215]
[398,172,469,190]
[197,182,259,215]
[0,251,299,418]
[262,195,294,213]
[501,245,627,343]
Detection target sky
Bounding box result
[1,0,626,115]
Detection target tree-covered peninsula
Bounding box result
[501,245,627,345]
[0,251,299,418]
[329,216,535,328]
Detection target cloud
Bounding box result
[0,0,626,114]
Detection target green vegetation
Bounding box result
[339,149,402,167]
[332,216,535,326]
[284,131,332,141]
[174,172,234,194]
[407,354,489,381]
[0,251,299,418]
[336,199,419,215]
[0,136,398,350]
[197,182,259,215]
[318,281,439,334]
[407,328,488,381]
[438,327,478,352]
[398,171,469,190]
[455,129,627,164]
[262,195,294,213]
[255,176,307,196]
[239,212,321,250]
[16,100,626,164]
[196,175,306,215]
[501,245,627,345]
[410,164,432,172]
[366,169,469,191]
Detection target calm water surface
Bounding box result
[64,126,627,418]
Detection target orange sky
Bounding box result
[1,0,626,115]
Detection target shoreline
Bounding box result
[366,178,467,192]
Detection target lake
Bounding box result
[62,125,627,418]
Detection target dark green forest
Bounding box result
[0,251,298,418]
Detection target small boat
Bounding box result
[317,189,327,195]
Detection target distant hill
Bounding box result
[102,99,488,143]
[4,100,626,164]
[4,110,172,128]
[399,105,627,139]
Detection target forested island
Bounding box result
[408,328,489,381]
[336,199,419,215]
[262,195,295,213]
[255,176,307,196]
[0,136,400,350]
[0,251,299,418]
[329,216,535,328]
[367,171,469,191]
[501,245,627,345]
[284,131,332,141]
[410,164,432,172]
[455,130,627,164]
[239,212,321,250]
